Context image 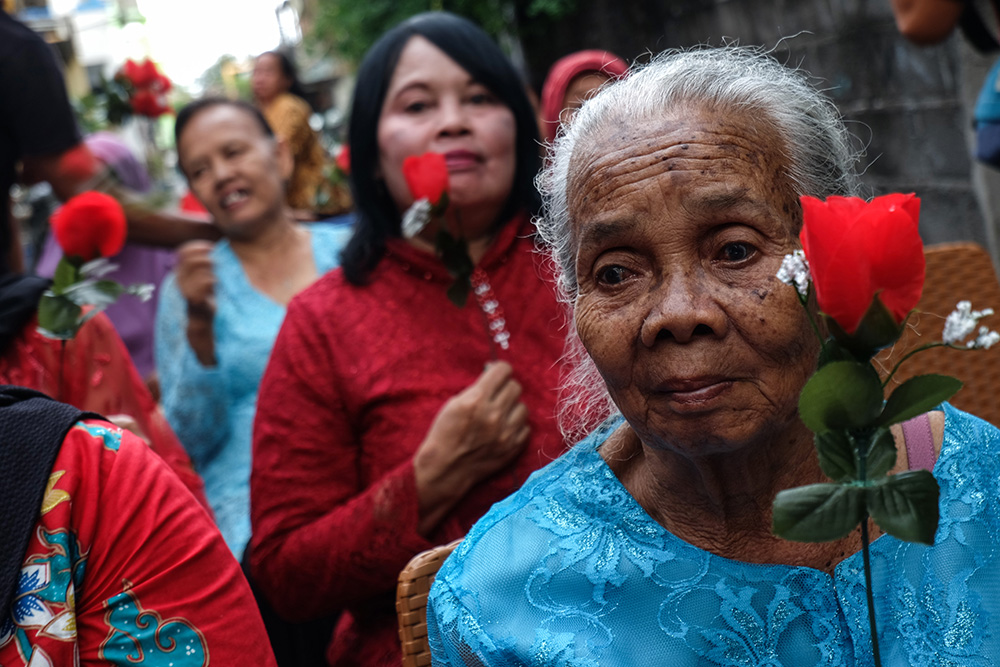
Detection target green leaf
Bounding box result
[815,431,857,482]
[798,361,884,433]
[867,471,940,545]
[446,279,470,308]
[36,293,81,340]
[878,375,963,427]
[825,296,904,360]
[865,428,897,479]
[773,484,866,542]
[51,257,80,294]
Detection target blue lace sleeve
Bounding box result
[154,272,229,468]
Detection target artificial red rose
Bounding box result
[335,144,351,174]
[152,72,172,93]
[51,191,127,261]
[57,144,99,182]
[132,58,160,88]
[799,193,925,335]
[130,89,170,117]
[402,152,449,206]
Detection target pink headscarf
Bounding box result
[540,50,629,144]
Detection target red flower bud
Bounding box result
[402,152,449,207]
[57,144,99,183]
[51,191,127,261]
[335,144,351,174]
[799,193,925,335]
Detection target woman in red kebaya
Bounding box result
[249,12,569,666]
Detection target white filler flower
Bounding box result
[777,250,811,297]
[943,301,999,348]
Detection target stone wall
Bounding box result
[519,0,999,258]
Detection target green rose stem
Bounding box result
[856,438,882,667]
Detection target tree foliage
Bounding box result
[310,0,577,65]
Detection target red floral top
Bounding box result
[0,420,276,666]
[250,217,570,665]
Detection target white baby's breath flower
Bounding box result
[943,300,997,347]
[972,326,1000,350]
[401,198,431,239]
[776,250,811,297]
[129,283,155,302]
[80,257,118,279]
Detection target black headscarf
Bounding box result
[0,272,49,354]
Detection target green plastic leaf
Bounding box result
[773,484,865,542]
[36,294,81,340]
[798,361,884,433]
[814,431,857,482]
[865,428,897,480]
[446,279,470,308]
[867,471,940,545]
[51,257,80,294]
[824,296,904,360]
[878,375,963,427]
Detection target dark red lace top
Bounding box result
[250,217,570,665]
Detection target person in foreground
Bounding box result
[427,47,1000,665]
[0,385,276,666]
[249,12,568,666]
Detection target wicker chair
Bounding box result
[875,242,1000,426]
[396,539,462,667]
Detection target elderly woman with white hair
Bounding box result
[425,46,1000,665]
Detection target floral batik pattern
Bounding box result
[0,421,224,667]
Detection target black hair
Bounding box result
[258,50,309,101]
[341,11,542,285]
[174,97,274,173]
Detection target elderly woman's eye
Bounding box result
[596,265,631,285]
[720,242,755,262]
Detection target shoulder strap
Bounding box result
[0,385,99,629]
[901,412,938,472]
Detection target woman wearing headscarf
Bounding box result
[538,49,628,144]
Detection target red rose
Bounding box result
[335,144,351,174]
[51,191,127,261]
[402,152,449,206]
[152,72,172,93]
[799,193,925,335]
[130,89,170,117]
[132,58,160,88]
[57,144,99,182]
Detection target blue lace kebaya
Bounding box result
[428,403,1000,666]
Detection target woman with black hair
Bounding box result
[252,50,326,214]
[249,12,569,665]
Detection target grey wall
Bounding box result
[520,0,1000,261]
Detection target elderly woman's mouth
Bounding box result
[655,378,734,406]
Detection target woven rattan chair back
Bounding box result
[875,242,1000,426]
[396,539,462,667]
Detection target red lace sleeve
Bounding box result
[249,294,435,621]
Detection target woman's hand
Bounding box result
[176,241,217,366]
[413,361,530,535]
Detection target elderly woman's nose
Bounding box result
[639,273,725,346]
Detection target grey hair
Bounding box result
[535,45,864,441]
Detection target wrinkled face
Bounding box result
[252,53,290,102]
[559,72,610,126]
[570,106,818,455]
[178,104,292,239]
[377,36,517,237]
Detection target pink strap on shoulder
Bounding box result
[901,412,937,471]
